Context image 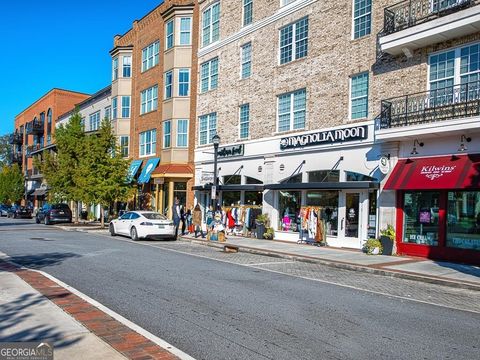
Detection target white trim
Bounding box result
[176,119,189,147]
[199,0,318,58]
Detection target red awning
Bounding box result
[384,154,480,190]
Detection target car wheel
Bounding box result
[44,217,50,225]
[130,226,139,241]
[35,216,40,224]
[109,223,116,237]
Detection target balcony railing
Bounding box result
[12,152,23,165]
[27,168,42,178]
[383,0,476,35]
[25,120,44,135]
[9,131,23,145]
[380,81,480,129]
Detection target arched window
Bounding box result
[47,109,52,144]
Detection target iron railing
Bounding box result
[27,168,42,178]
[383,0,476,35]
[12,152,23,164]
[9,131,23,144]
[380,81,480,129]
[25,120,44,135]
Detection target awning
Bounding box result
[264,181,379,190]
[384,154,480,190]
[151,164,193,177]
[138,158,160,184]
[127,160,143,182]
[192,184,264,191]
[33,188,47,196]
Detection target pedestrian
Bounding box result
[172,197,182,239]
[180,205,186,235]
[192,204,205,238]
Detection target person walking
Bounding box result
[192,204,205,238]
[172,197,182,239]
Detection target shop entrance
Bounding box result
[339,191,366,249]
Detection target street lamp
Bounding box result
[211,133,220,210]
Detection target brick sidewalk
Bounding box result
[0,259,181,360]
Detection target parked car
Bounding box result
[0,204,9,217]
[7,205,32,219]
[109,211,175,241]
[36,203,72,225]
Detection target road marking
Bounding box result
[0,251,197,360]
[246,261,296,266]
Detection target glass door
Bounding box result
[339,191,364,249]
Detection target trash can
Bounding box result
[256,223,265,239]
[80,211,88,220]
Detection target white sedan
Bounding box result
[109,211,176,241]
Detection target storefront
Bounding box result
[384,154,480,264]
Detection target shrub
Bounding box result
[256,213,269,225]
[363,238,383,255]
[263,227,275,240]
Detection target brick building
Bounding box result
[112,0,198,217]
[12,89,90,208]
[193,0,480,264]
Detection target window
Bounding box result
[164,71,173,99]
[350,72,369,119]
[281,0,296,5]
[277,89,306,132]
[353,0,372,39]
[89,111,101,132]
[112,97,118,119]
[202,2,220,46]
[180,17,192,45]
[198,113,217,145]
[239,104,250,139]
[47,109,52,144]
[309,170,340,182]
[142,41,160,72]
[121,96,131,118]
[178,69,190,96]
[279,191,301,232]
[166,19,174,50]
[80,117,85,130]
[139,129,156,156]
[243,0,253,26]
[200,57,219,92]
[279,17,308,65]
[447,191,480,250]
[104,106,111,120]
[241,42,252,79]
[123,56,131,77]
[403,192,440,246]
[177,119,188,147]
[141,85,158,114]
[112,57,119,80]
[120,136,129,157]
[306,191,338,236]
[163,120,171,148]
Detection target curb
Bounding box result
[179,236,480,292]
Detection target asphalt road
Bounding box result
[0,217,479,360]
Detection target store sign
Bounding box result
[154,178,164,185]
[379,156,390,175]
[211,185,217,200]
[200,171,214,185]
[280,125,368,150]
[420,165,456,180]
[218,144,244,158]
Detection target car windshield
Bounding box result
[52,204,69,210]
[142,212,168,220]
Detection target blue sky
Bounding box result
[0,0,163,136]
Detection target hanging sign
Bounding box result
[211,185,217,200]
[218,144,244,158]
[280,125,368,150]
[379,156,390,175]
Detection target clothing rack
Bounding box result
[297,206,326,246]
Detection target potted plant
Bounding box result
[363,238,383,255]
[263,227,275,240]
[379,225,395,255]
[255,213,269,239]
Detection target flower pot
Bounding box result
[380,235,394,255]
[256,223,265,239]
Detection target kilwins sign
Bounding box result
[420,165,456,180]
[218,144,244,158]
[280,125,368,150]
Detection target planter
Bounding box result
[380,235,394,255]
[256,223,265,239]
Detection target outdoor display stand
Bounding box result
[297,206,327,246]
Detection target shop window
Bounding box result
[222,191,241,206]
[223,175,241,184]
[403,192,440,246]
[447,191,480,250]
[173,182,187,209]
[279,191,301,232]
[245,191,262,205]
[281,173,302,183]
[246,176,262,184]
[346,171,376,182]
[306,190,338,236]
[308,170,339,182]
[368,191,377,239]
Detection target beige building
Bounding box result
[194,0,480,264]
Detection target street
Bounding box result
[0,217,479,360]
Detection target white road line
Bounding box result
[246,261,296,266]
[0,251,196,360]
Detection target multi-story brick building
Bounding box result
[112,0,198,217]
[12,89,90,208]
[194,0,480,263]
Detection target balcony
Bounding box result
[25,120,44,135]
[12,152,23,165]
[378,81,480,139]
[9,131,23,145]
[27,168,42,179]
[379,0,480,56]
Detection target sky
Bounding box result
[0,0,163,136]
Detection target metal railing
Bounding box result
[27,168,42,178]
[380,81,480,129]
[9,131,23,144]
[383,0,476,35]
[12,152,23,164]
[25,120,44,135]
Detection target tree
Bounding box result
[76,118,133,227]
[0,134,12,167]
[0,164,24,204]
[36,108,86,221]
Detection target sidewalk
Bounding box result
[180,234,480,290]
[0,259,183,360]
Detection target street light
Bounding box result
[211,133,220,210]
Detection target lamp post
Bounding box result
[211,133,220,210]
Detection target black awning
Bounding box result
[192,184,264,191]
[263,181,379,190]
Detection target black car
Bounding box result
[36,203,72,225]
[7,205,32,219]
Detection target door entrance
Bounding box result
[338,191,366,249]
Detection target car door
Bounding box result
[115,212,132,235]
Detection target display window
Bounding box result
[306,190,338,236]
[245,191,262,205]
[222,191,241,206]
[403,191,440,246]
[447,191,480,250]
[279,191,301,232]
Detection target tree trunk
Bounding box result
[74,201,79,224]
[100,205,105,228]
